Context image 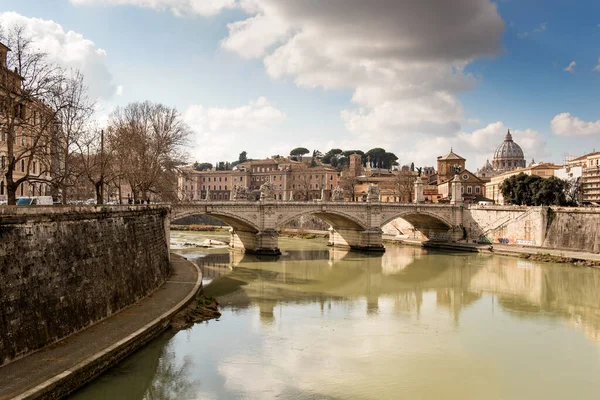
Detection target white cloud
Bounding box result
[551,113,600,136]
[77,0,504,148]
[593,57,600,72]
[220,0,503,146]
[70,0,236,17]
[116,85,124,96]
[184,97,286,162]
[0,11,118,99]
[564,61,576,73]
[517,22,547,38]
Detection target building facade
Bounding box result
[178,156,339,201]
[564,152,600,205]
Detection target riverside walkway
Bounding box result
[0,254,201,400]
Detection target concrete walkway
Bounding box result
[0,254,201,400]
[491,243,600,262]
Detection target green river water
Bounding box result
[71,231,600,400]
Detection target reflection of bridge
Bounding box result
[171,201,463,254]
[197,246,600,341]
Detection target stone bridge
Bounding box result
[171,201,463,254]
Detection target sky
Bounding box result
[1,0,599,170]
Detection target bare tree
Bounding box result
[393,170,416,203]
[40,71,95,203]
[76,126,113,205]
[339,174,358,201]
[0,25,73,204]
[108,101,190,202]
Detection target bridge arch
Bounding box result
[380,210,454,241]
[172,209,260,232]
[276,209,368,231]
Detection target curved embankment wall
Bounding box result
[0,205,171,366]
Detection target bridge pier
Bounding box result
[328,227,385,253]
[229,229,281,255]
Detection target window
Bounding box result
[467,186,472,194]
[0,181,3,195]
[475,186,481,194]
[203,177,205,182]
[1,156,5,169]
[21,159,25,172]
[225,177,227,182]
[219,177,222,182]
[219,185,222,190]
[33,162,36,174]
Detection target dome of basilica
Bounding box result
[491,129,526,172]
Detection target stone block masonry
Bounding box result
[0,205,171,366]
[464,205,600,253]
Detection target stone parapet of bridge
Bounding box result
[171,201,464,254]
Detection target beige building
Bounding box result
[178,156,339,201]
[486,163,561,205]
[0,41,53,201]
[565,152,600,204]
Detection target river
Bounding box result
[71,231,600,399]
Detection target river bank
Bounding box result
[383,235,600,266]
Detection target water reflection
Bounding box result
[73,237,600,400]
[199,245,600,342]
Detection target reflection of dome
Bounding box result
[492,129,526,172]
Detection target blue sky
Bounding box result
[1,0,599,169]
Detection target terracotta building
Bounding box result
[435,149,487,204]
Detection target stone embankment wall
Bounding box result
[0,206,171,366]
[463,206,547,246]
[464,205,600,252]
[542,207,600,252]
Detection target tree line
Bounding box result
[192,147,402,172]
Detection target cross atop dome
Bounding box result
[505,129,513,141]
